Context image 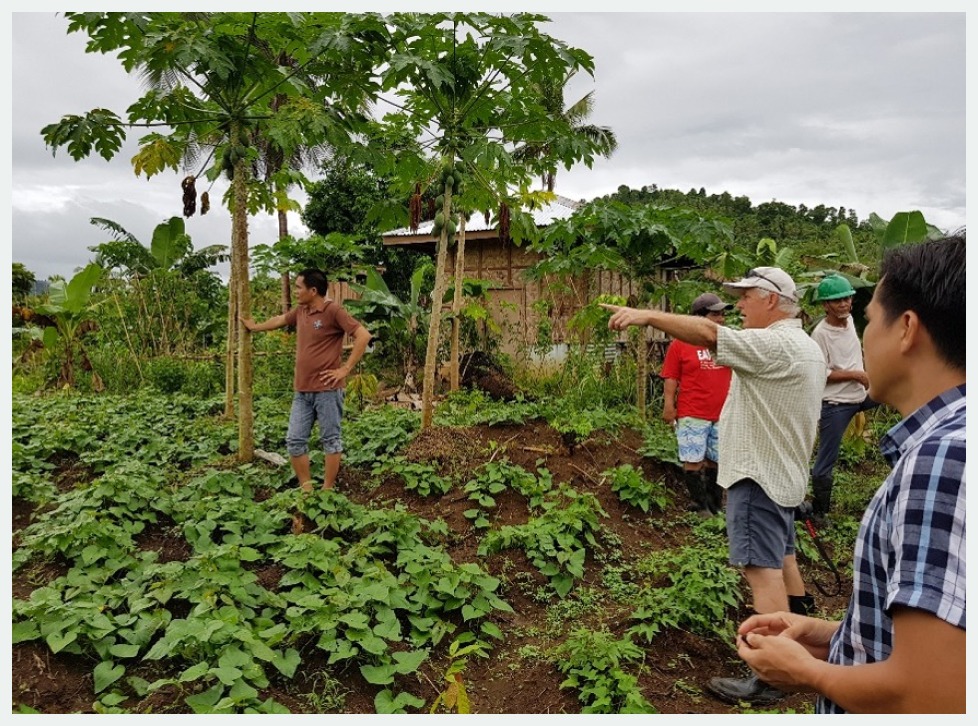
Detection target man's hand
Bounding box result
[321,367,350,387]
[736,628,821,692]
[738,611,837,660]
[239,315,257,331]
[852,370,870,388]
[600,303,650,331]
[662,404,677,426]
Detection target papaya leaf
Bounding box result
[132,135,185,179]
[41,109,125,161]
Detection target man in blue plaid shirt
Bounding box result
[729,234,966,713]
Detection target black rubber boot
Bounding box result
[789,593,816,616]
[812,475,834,521]
[706,674,784,705]
[704,467,723,514]
[684,470,711,517]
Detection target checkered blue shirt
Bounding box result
[817,384,966,714]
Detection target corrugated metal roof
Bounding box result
[383,194,583,237]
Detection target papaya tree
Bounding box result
[41,11,387,460]
[527,199,733,417]
[363,12,611,428]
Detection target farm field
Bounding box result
[10,390,873,715]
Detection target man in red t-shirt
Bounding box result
[242,268,372,497]
[660,292,732,515]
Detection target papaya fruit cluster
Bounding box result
[431,162,463,243]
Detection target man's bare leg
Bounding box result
[324,453,342,490]
[782,554,806,597]
[291,454,314,492]
[743,565,789,614]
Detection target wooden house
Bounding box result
[382,195,676,362]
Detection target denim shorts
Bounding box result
[675,416,720,464]
[286,390,344,456]
[726,478,796,569]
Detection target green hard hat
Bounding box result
[815,274,856,301]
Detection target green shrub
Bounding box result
[145,357,187,393]
[602,464,671,513]
[555,627,656,714]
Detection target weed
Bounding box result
[302,672,349,712]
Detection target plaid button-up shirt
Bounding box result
[818,384,966,714]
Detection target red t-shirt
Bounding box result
[659,339,732,421]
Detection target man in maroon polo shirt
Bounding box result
[242,268,372,493]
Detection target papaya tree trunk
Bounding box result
[421,188,453,429]
[224,271,237,419]
[232,144,254,461]
[278,207,291,315]
[450,214,466,392]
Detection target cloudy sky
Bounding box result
[5,7,968,282]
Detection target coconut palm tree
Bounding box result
[515,71,619,192]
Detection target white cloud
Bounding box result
[6,10,968,281]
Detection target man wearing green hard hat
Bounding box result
[808,273,878,522]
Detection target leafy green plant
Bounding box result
[639,418,681,468]
[434,388,542,428]
[555,627,656,714]
[428,632,491,714]
[341,406,420,468]
[463,458,553,529]
[479,486,608,597]
[602,464,671,513]
[31,262,105,389]
[627,533,744,642]
[370,456,453,497]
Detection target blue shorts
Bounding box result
[286,390,345,456]
[726,479,796,569]
[675,416,720,464]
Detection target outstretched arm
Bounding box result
[240,313,289,332]
[600,304,719,350]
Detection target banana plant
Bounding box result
[346,262,432,393]
[89,216,228,278]
[33,263,105,389]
